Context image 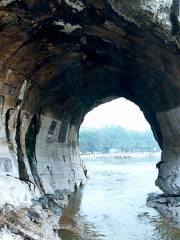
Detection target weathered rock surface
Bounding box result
[147,192,180,228]
[0,0,180,238]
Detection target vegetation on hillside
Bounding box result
[79,126,160,153]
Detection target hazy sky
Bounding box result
[81,98,150,131]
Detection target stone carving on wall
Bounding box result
[58,120,69,143]
[0,95,4,114]
[0,157,12,173]
[2,83,16,96]
[48,121,57,135]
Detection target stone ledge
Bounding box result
[147,192,180,228]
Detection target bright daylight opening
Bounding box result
[79,98,159,154]
[59,98,166,240]
[81,98,150,131]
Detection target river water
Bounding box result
[59,157,180,240]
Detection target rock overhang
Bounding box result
[0,0,180,238]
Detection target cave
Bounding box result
[0,0,180,239]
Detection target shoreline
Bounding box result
[81,151,161,160]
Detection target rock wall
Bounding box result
[0,0,180,238]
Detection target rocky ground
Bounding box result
[147,192,180,228]
[0,176,71,239]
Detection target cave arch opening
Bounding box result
[79,97,159,155]
[77,97,161,202]
[59,98,162,239]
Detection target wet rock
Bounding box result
[48,198,63,215]
[27,209,42,224]
[147,192,180,227]
[3,204,16,214]
[54,190,65,200]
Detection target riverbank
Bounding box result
[81,151,161,160]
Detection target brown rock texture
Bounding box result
[0,0,180,238]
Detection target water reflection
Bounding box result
[59,157,180,240]
[59,188,105,240]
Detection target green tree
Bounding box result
[79,126,160,153]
